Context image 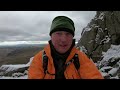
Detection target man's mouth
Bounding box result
[60,45,67,47]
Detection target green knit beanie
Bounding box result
[49,16,75,36]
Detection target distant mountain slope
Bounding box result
[0,44,46,66]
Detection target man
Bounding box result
[28,16,104,79]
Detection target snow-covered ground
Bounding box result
[0,57,33,79]
[0,75,28,79]
[98,45,120,79]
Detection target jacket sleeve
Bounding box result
[78,52,104,79]
[28,51,45,79]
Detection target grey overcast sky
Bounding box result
[0,11,96,42]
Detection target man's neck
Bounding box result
[49,39,75,59]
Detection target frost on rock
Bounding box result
[97,45,120,79]
[98,12,105,21]
[79,46,88,54]
[0,56,34,79]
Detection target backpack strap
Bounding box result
[42,50,55,75]
[42,50,80,75]
[73,53,80,71]
[64,53,80,71]
[42,50,48,74]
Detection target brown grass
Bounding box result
[0,44,45,66]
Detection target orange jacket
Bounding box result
[28,44,104,79]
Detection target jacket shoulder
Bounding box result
[75,47,86,56]
[28,50,45,79]
[75,48,91,65]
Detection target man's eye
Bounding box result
[66,32,72,36]
[56,33,62,35]
[66,32,71,35]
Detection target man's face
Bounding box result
[51,31,73,54]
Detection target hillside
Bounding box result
[0,44,46,66]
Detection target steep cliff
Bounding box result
[77,11,120,62]
[77,11,120,79]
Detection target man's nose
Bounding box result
[60,34,67,42]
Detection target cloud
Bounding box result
[0,11,96,41]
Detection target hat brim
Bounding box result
[49,28,74,36]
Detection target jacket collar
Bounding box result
[44,39,77,63]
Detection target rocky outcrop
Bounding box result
[77,11,120,62]
[97,45,120,79]
[0,65,29,77]
[0,57,33,78]
[77,11,120,79]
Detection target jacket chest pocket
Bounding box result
[44,71,55,79]
[64,63,80,79]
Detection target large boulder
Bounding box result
[77,11,120,62]
[0,57,33,77]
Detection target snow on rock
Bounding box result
[108,67,119,76]
[0,57,34,79]
[98,12,105,21]
[26,57,34,66]
[79,46,88,54]
[102,45,120,62]
[97,45,120,79]
[0,75,28,79]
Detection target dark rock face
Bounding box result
[77,11,120,79]
[77,11,120,62]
